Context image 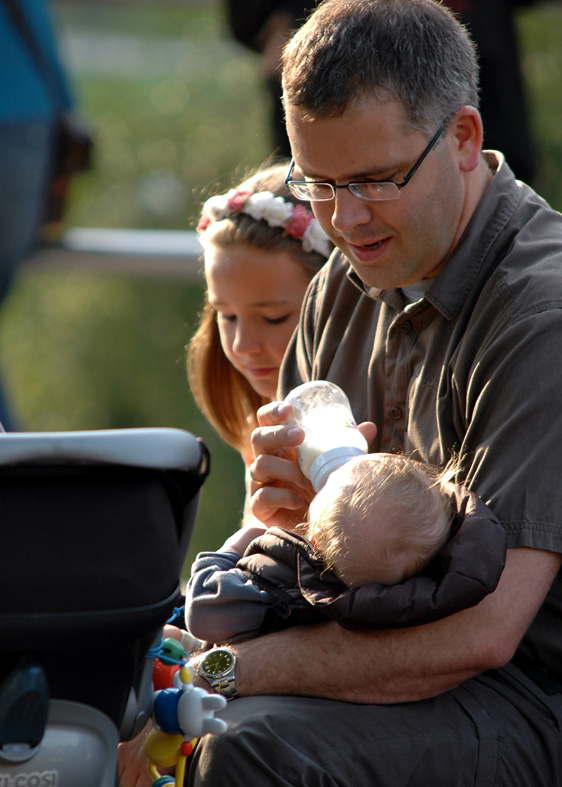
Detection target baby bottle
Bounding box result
[284,380,368,491]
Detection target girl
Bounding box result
[187,163,332,468]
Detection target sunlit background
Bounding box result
[1,0,561,576]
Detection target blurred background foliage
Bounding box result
[0,0,561,576]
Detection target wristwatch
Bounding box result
[197,647,239,700]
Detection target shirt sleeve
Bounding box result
[184,549,277,643]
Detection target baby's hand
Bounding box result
[222,525,267,555]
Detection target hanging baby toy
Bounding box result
[144,637,227,786]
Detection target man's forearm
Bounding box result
[232,618,477,703]
[222,548,561,704]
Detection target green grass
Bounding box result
[1,1,561,577]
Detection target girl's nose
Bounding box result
[233,321,261,354]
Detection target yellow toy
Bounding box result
[144,640,227,787]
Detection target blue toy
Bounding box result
[144,638,227,786]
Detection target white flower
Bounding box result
[203,193,229,221]
[245,192,294,227]
[199,186,331,259]
[303,219,332,258]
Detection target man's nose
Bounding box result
[330,188,374,234]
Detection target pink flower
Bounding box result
[285,204,313,239]
[227,189,252,213]
[197,215,211,233]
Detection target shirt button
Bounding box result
[399,320,412,333]
[390,406,403,421]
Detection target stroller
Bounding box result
[0,426,212,786]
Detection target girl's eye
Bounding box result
[215,312,290,325]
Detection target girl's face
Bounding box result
[205,242,313,400]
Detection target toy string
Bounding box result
[166,605,185,626]
[145,638,188,666]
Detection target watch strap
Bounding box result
[213,677,239,701]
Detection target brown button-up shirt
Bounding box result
[280,153,562,677]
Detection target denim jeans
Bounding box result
[0,119,55,428]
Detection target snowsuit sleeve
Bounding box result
[185,548,284,644]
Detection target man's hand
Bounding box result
[249,401,314,529]
[249,400,376,529]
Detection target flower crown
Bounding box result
[197,188,332,259]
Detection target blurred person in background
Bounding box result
[225,0,539,182]
[0,0,75,430]
[223,1,317,157]
[443,0,538,183]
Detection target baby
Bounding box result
[185,453,505,644]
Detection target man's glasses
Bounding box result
[285,116,451,202]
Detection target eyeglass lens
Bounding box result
[287,114,450,202]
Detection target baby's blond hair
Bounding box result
[303,453,454,587]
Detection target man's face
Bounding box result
[286,97,467,290]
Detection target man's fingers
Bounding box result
[256,400,292,426]
[252,484,306,511]
[358,421,377,445]
[250,422,304,459]
[250,484,309,529]
[249,453,308,491]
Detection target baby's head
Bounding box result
[303,453,453,587]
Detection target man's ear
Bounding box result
[451,106,483,172]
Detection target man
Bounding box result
[118,1,562,784]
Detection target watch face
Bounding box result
[203,649,234,676]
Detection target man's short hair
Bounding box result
[281,0,479,134]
